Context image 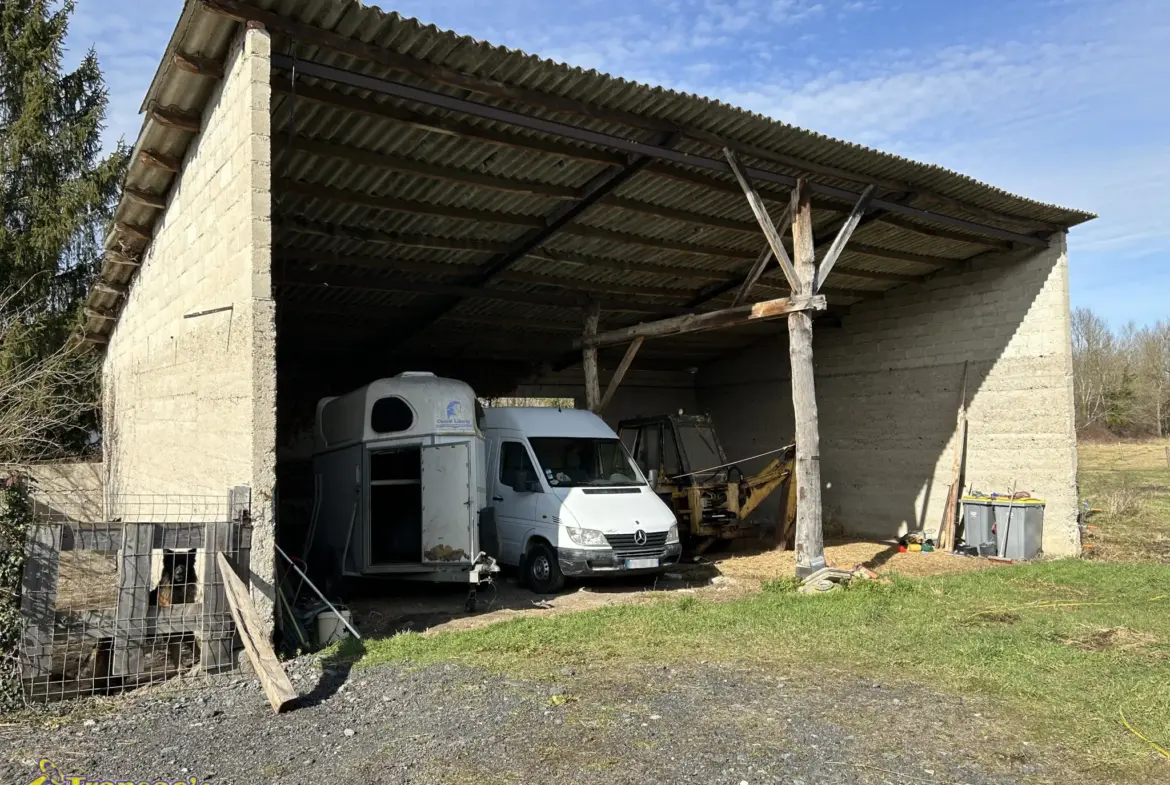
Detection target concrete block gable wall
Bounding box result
[102,26,277,617]
[697,234,1080,556]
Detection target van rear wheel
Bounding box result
[524,542,565,594]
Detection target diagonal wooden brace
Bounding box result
[724,148,800,293]
[814,184,876,292]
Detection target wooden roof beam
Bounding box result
[149,105,201,134]
[575,294,827,349]
[172,51,224,79]
[123,187,167,210]
[138,149,181,172]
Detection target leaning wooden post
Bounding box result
[788,180,826,577]
[583,300,602,411]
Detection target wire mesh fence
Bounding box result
[16,488,252,702]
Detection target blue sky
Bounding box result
[68,0,1169,327]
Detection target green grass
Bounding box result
[1079,439,1170,563]
[329,560,1170,775]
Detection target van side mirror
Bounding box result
[647,469,660,486]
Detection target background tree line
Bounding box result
[1072,308,1170,439]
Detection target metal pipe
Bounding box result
[274,544,362,640]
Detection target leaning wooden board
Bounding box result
[216,552,298,713]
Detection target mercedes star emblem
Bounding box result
[633,529,647,545]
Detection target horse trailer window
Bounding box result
[370,396,414,433]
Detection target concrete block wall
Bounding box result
[698,235,1080,555]
[102,27,276,612]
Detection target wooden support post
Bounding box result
[113,523,154,677]
[217,553,298,713]
[200,516,232,673]
[597,336,644,413]
[583,300,601,411]
[787,180,825,577]
[19,523,63,680]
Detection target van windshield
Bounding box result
[528,438,645,488]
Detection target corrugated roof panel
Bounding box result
[86,0,1093,357]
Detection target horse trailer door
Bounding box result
[421,442,475,565]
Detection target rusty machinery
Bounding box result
[617,414,796,552]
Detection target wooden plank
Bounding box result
[123,187,167,210]
[814,185,875,292]
[583,301,602,411]
[787,180,826,578]
[216,552,298,713]
[936,362,969,552]
[149,106,201,133]
[172,51,224,78]
[723,148,800,291]
[60,522,122,552]
[19,523,63,679]
[576,294,826,349]
[112,523,154,676]
[597,336,644,413]
[138,149,181,172]
[200,519,232,673]
[55,605,204,640]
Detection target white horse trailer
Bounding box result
[307,372,495,608]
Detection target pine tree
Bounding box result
[0,0,128,458]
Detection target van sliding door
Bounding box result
[421,442,475,565]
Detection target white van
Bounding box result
[481,407,681,592]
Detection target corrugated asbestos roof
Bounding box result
[85,0,1094,371]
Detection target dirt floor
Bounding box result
[343,540,1001,640]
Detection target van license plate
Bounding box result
[626,558,659,569]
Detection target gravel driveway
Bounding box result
[2,655,1090,785]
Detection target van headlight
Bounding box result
[666,524,680,544]
[565,527,609,547]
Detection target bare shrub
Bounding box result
[0,284,99,463]
[1100,486,1144,518]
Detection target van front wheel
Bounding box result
[524,542,566,594]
